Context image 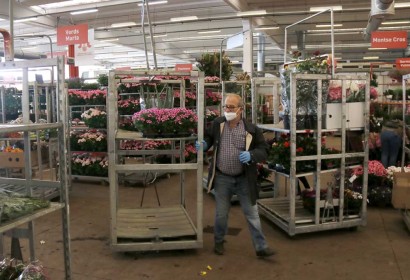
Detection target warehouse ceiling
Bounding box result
[0,0,409,72]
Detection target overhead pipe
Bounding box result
[256,33,265,74]
[364,0,395,40]
[0,28,13,61]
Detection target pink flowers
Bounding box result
[205,89,222,105]
[204,76,220,83]
[353,160,387,177]
[327,85,378,102]
[68,89,107,105]
[132,107,198,136]
[81,108,107,128]
[118,98,141,115]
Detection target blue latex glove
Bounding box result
[195,140,208,152]
[239,151,251,163]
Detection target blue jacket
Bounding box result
[204,116,268,205]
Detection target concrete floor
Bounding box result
[6,170,410,280]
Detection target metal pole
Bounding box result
[140,0,150,69]
[9,0,14,60]
[144,0,158,70]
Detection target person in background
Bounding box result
[380,119,407,168]
[196,93,275,258]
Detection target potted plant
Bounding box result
[281,51,330,129]
[81,108,107,129]
[132,107,198,137]
[196,52,233,81]
[118,98,141,115]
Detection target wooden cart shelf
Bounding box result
[116,206,196,239]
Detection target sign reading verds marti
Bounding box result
[371,31,408,49]
[57,24,88,46]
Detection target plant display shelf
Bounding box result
[251,77,281,125]
[256,73,370,236]
[108,69,204,252]
[0,58,71,279]
[69,103,107,183]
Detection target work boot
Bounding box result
[214,242,224,255]
[256,247,276,258]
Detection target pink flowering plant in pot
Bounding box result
[132,107,198,137]
[70,130,107,152]
[352,160,393,206]
[173,91,197,107]
[68,89,107,105]
[118,98,141,115]
[327,83,378,103]
[81,108,107,128]
[205,89,222,106]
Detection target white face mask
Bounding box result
[224,111,237,121]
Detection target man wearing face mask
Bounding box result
[196,93,275,258]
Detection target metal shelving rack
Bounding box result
[0,58,71,278]
[69,103,108,184]
[401,74,410,231]
[251,77,281,126]
[107,69,204,251]
[256,73,370,236]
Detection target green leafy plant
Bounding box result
[97,74,109,87]
[196,52,233,81]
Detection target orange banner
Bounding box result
[396,58,410,69]
[371,31,408,49]
[57,24,88,46]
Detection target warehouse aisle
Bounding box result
[7,170,410,280]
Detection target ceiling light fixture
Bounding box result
[70,9,98,15]
[162,33,231,42]
[254,27,280,30]
[363,56,379,60]
[198,30,221,34]
[236,10,267,17]
[111,22,137,28]
[381,21,410,25]
[100,38,119,42]
[15,17,38,23]
[310,6,342,12]
[395,2,410,8]
[170,16,198,22]
[138,0,168,6]
[315,24,343,28]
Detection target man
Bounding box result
[197,93,275,258]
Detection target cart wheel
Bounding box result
[348,226,358,232]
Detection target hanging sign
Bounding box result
[371,31,408,49]
[175,64,193,71]
[57,23,89,46]
[227,33,243,50]
[396,58,410,69]
[75,29,95,66]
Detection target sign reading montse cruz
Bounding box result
[57,24,89,46]
[371,31,408,49]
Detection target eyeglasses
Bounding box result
[222,105,240,110]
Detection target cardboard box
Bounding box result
[0,151,39,168]
[392,172,410,209]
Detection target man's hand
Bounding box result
[195,140,208,151]
[239,151,251,163]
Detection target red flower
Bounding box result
[283,141,290,148]
[296,147,304,153]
